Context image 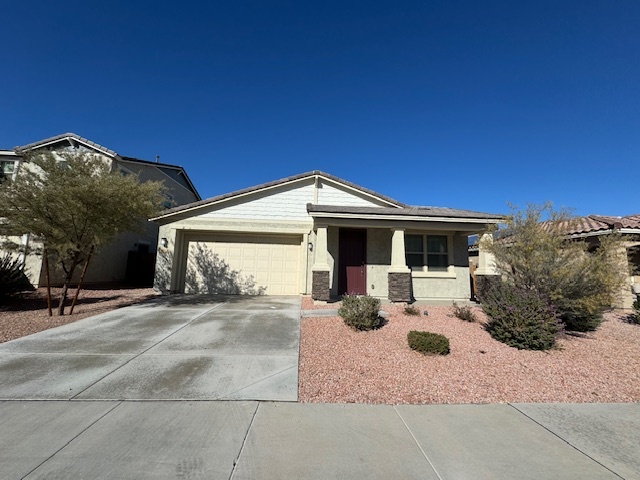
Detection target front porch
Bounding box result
[309,222,478,304]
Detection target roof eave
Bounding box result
[308,211,503,224]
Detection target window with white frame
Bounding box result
[0,160,15,182]
[405,234,449,271]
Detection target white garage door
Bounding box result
[186,234,301,295]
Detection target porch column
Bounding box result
[311,226,330,301]
[475,233,498,275]
[388,228,412,302]
[474,233,499,299]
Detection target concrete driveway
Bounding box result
[0,295,301,401]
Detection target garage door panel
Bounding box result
[186,235,301,295]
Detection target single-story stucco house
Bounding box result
[153,171,503,303]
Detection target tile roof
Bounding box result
[307,204,504,220]
[546,214,640,236]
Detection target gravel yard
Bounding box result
[299,299,640,404]
[0,287,158,343]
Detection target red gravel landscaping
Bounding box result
[299,300,640,404]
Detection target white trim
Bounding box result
[411,271,457,279]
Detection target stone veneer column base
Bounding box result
[312,270,330,301]
[388,272,412,303]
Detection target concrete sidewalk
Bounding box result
[1,401,637,479]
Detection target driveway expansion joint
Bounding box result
[507,403,626,480]
[229,402,260,480]
[19,401,123,479]
[393,406,444,480]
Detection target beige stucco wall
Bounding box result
[321,227,472,302]
[366,228,392,299]
[409,235,471,302]
[117,160,200,207]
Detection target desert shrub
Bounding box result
[554,297,603,332]
[404,305,420,316]
[0,254,33,299]
[476,275,501,301]
[485,204,625,333]
[338,295,382,331]
[452,302,478,322]
[481,281,561,350]
[407,331,450,355]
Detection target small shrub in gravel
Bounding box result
[481,282,561,350]
[338,294,382,331]
[404,305,420,316]
[0,254,34,299]
[452,302,477,322]
[407,331,450,355]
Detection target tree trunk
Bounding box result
[57,260,80,316]
[57,279,71,316]
[69,246,94,315]
[43,249,53,317]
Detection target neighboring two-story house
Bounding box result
[0,133,201,287]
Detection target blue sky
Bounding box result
[1,1,638,216]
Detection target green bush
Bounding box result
[403,305,420,316]
[338,295,382,331]
[452,302,478,322]
[555,297,603,332]
[0,254,33,299]
[481,281,561,350]
[407,331,450,355]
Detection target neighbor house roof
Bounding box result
[152,170,407,220]
[16,132,119,157]
[11,132,201,200]
[307,204,504,222]
[553,214,640,237]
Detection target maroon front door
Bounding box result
[338,229,367,295]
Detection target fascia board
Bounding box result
[308,211,503,224]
